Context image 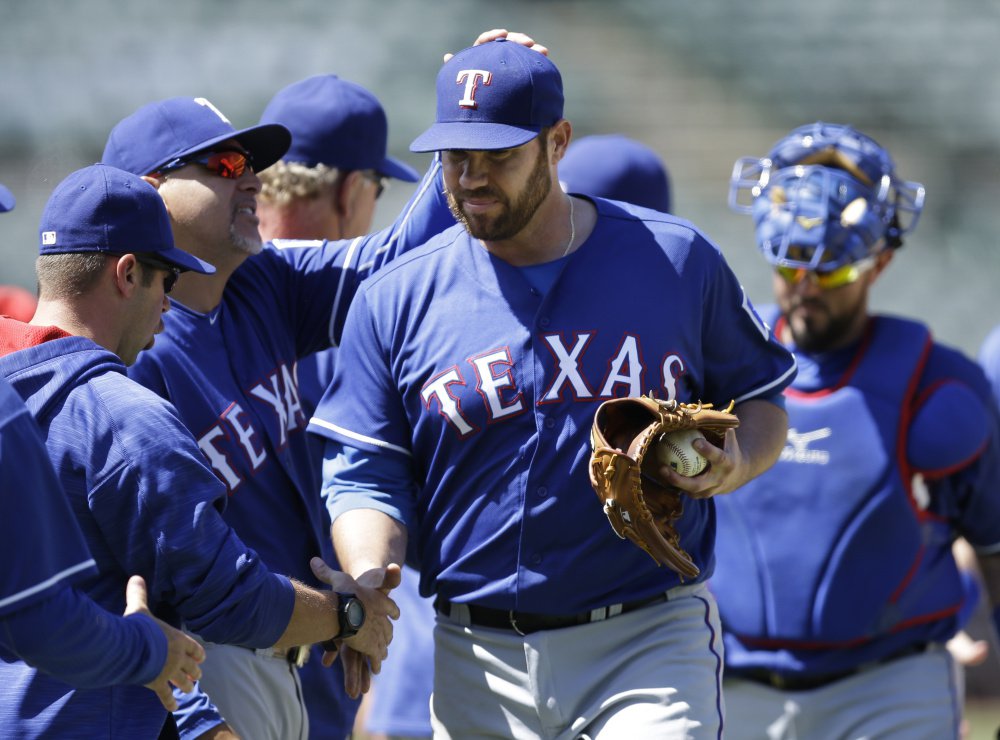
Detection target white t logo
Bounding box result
[456,70,492,109]
[194,97,231,124]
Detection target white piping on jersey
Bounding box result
[0,558,96,610]
[309,417,412,457]
[328,236,363,348]
[733,356,799,405]
[358,158,444,274]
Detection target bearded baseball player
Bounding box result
[712,122,1000,738]
[308,37,796,738]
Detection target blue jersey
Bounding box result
[309,197,796,613]
[128,159,453,739]
[0,375,167,692]
[0,325,292,739]
[713,311,1000,677]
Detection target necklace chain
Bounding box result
[561,196,576,258]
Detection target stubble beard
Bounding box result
[446,143,552,242]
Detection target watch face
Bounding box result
[345,598,365,629]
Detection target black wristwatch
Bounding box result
[335,592,366,640]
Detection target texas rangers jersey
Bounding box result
[127,159,454,739]
[713,311,1000,677]
[0,324,292,739]
[309,197,797,613]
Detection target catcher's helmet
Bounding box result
[729,122,925,266]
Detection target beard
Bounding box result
[782,298,861,353]
[230,221,263,256]
[446,140,552,242]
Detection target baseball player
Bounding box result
[254,73,439,739]
[100,85,453,737]
[0,185,204,712]
[712,122,1000,738]
[0,164,396,738]
[308,36,796,738]
[559,133,672,213]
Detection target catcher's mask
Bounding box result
[729,121,924,256]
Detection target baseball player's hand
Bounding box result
[122,575,205,711]
[443,29,549,62]
[945,629,989,666]
[309,558,401,698]
[192,723,241,739]
[655,427,746,499]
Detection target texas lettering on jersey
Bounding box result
[421,331,691,439]
[196,361,307,492]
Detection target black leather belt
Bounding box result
[434,591,670,635]
[731,642,930,691]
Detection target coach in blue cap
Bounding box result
[311,33,795,739]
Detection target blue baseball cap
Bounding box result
[0,182,14,213]
[559,134,672,213]
[260,75,419,182]
[102,96,291,177]
[410,39,564,153]
[39,164,215,274]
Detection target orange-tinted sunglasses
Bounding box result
[157,149,254,180]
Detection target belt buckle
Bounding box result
[508,610,527,637]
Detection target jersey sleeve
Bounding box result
[172,683,227,740]
[699,243,797,404]
[0,590,166,688]
[88,390,295,648]
[307,286,413,457]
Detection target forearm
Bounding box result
[733,398,789,482]
[272,580,341,650]
[331,507,408,578]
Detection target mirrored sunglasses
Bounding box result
[775,257,875,290]
[157,150,254,180]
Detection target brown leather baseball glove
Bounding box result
[588,395,740,579]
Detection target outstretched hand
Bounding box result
[443,28,550,62]
[123,575,205,711]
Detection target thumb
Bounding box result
[123,575,149,617]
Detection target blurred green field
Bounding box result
[966,698,999,740]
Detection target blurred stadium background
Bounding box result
[2,0,998,731]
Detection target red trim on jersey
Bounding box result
[0,316,72,357]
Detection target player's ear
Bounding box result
[141,175,162,190]
[550,120,572,165]
[111,254,141,298]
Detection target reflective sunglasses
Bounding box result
[157,149,254,180]
[361,170,387,199]
[775,257,875,290]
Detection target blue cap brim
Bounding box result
[379,156,420,182]
[157,246,216,275]
[0,183,15,213]
[410,122,541,153]
[153,123,291,175]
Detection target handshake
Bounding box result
[275,557,402,699]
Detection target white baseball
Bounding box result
[655,429,708,477]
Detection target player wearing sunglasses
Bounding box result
[98,84,458,740]
[711,122,1000,738]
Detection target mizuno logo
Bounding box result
[780,427,831,464]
